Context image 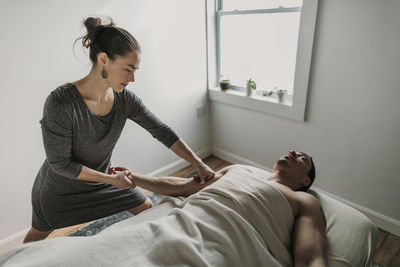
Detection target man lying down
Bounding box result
[0,150,326,267]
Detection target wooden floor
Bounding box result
[48,156,399,266]
[374,229,400,266]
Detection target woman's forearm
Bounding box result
[170,139,202,168]
[169,139,215,184]
[76,165,113,184]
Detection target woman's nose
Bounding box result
[129,73,135,82]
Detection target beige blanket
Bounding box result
[0,168,295,267]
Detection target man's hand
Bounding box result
[193,163,215,185]
[108,166,136,189]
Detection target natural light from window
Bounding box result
[222,0,302,11]
[220,12,300,95]
[208,0,318,121]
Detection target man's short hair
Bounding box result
[297,152,315,192]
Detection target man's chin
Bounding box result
[276,159,290,168]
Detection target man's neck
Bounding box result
[267,171,294,190]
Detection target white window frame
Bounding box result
[206,0,319,121]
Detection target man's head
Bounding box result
[273,150,315,191]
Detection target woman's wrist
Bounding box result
[101,173,117,185]
[169,139,203,169]
[192,157,203,168]
[77,166,116,184]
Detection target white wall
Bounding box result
[211,0,400,235]
[0,0,209,248]
[104,0,210,173]
[1,0,398,254]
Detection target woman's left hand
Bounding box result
[109,166,135,180]
[193,163,215,185]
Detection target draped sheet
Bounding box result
[0,168,296,267]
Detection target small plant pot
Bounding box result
[246,84,252,96]
[277,91,285,102]
[220,81,231,91]
[246,80,256,96]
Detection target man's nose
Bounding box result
[289,150,297,158]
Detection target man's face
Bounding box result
[273,150,313,189]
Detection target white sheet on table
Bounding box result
[0,168,295,267]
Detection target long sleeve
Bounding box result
[125,90,179,148]
[40,92,82,178]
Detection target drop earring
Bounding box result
[101,68,108,79]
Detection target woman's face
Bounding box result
[103,50,141,92]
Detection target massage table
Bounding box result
[0,167,378,266]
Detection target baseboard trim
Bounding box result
[212,146,400,237]
[0,147,212,256]
[211,147,269,170]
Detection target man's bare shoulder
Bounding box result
[271,183,317,203]
[294,192,326,228]
[294,191,321,209]
[270,184,321,216]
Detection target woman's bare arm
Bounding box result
[170,139,215,184]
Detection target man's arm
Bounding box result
[292,193,327,267]
[131,168,228,197]
[131,174,202,197]
[110,165,233,197]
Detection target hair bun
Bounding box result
[73,16,139,64]
[84,17,103,33]
[81,17,115,48]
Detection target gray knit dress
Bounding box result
[31,83,179,231]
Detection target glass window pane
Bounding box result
[222,0,302,11]
[220,12,300,95]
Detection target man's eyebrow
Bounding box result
[128,64,138,69]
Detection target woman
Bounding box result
[24,17,214,243]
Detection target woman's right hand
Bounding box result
[108,166,136,189]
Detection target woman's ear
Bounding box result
[97,52,110,66]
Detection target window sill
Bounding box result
[208,87,305,121]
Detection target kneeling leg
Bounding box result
[23,227,52,243]
[127,197,153,215]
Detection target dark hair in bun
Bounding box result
[74,16,141,64]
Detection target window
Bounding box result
[218,0,302,96]
[207,0,319,121]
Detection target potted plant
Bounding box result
[263,87,288,102]
[276,89,287,102]
[263,90,274,97]
[246,78,256,96]
[219,79,231,91]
